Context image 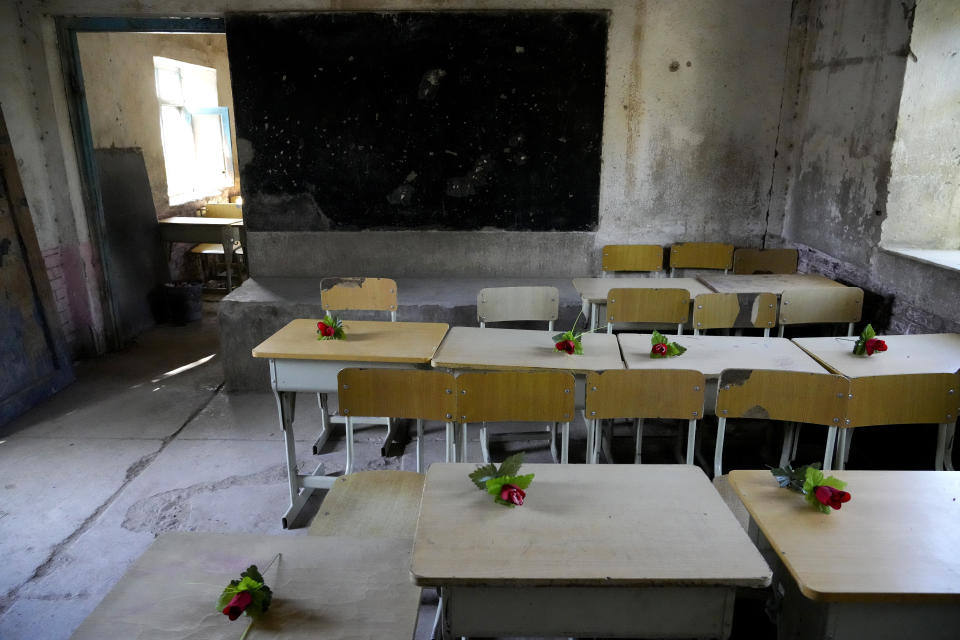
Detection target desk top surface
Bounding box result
[160,216,243,226]
[431,326,624,373]
[792,334,960,377]
[729,470,960,603]
[619,334,827,378]
[697,273,844,294]
[412,463,771,587]
[71,533,421,640]
[572,276,713,301]
[252,319,449,363]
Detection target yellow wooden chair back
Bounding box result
[203,203,243,218]
[601,244,664,273]
[779,287,863,327]
[456,371,575,423]
[585,370,705,421]
[668,242,734,271]
[732,248,798,274]
[337,369,457,421]
[606,287,690,324]
[693,292,777,331]
[846,373,960,427]
[716,369,848,426]
[321,277,398,313]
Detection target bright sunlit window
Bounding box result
[154,56,234,205]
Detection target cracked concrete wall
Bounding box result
[883,0,960,250]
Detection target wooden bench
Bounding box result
[71,532,421,640]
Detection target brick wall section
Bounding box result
[42,246,76,348]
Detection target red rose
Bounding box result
[555,340,576,354]
[318,322,335,337]
[500,483,526,506]
[222,590,253,621]
[813,485,851,510]
[864,338,887,355]
[651,342,668,356]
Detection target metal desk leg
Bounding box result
[220,225,235,290]
[313,393,332,454]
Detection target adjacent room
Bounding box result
[1,1,958,639]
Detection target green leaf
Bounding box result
[672,343,687,356]
[650,351,666,359]
[241,565,264,584]
[493,496,516,507]
[497,452,525,478]
[651,330,668,345]
[469,463,498,489]
[485,474,535,497]
[573,338,584,355]
[853,338,866,355]
[861,324,876,341]
[552,332,566,342]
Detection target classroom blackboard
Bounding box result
[226,11,607,232]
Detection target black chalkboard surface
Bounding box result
[226,11,607,232]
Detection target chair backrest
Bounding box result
[456,371,575,423]
[716,369,848,426]
[846,373,960,427]
[337,369,457,421]
[321,277,398,314]
[585,370,706,421]
[606,288,690,325]
[668,242,734,271]
[693,292,777,332]
[601,244,664,274]
[477,286,558,325]
[778,287,863,327]
[203,203,243,218]
[732,248,798,274]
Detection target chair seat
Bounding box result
[190,242,242,255]
[308,470,425,538]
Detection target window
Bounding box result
[153,56,234,205]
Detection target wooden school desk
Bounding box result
[793,333,960,469]
[158,216,243,289]
[252,319,448,527]
[431,326,624,461]
[572,276,712,330]
[72,533,421,640]
[697,272,844,294]
[729,469,960,640]
[412,463,771,639]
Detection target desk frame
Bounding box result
[158,217,243,289]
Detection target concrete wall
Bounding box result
[777,0,960,334]
[883,0,960,250]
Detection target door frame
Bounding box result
[54,16,225,350]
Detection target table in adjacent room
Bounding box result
[412,463,771,639]
[252,319,449,527]
[729,469,960,640]
[572,276,713,330]
[158,216,244,289]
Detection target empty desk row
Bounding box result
[600,243,800,275]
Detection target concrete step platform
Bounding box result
[219,276,586,391]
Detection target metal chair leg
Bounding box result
[479,425,491,464]
[686,419,697,465]
[345,415,355,475]
[561,422,570,464]
[549,422,559,463]
[416,419,424,473]
[634,417,644,464]
[714,417,727,478]
[460,423,468,462]
[823,426,838,471]
[779,422,796,468]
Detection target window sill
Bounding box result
[881,247,960,274]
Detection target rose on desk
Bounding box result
[499,484,526,506]
[813,485,851,510]
[864,338,887,356]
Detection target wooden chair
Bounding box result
[456,371,576,464]
[321,276,398,321]
[692,292,778,337]
[606,287,690,335]
[668,242,734,276]
[777,287,863,337]
[839,373,959,471]
[191,203,244,287]
[313,277,399,455]
[477,286,559,331]
[732,248,798,274]
[714,369,849,477]
[601,244,665,275]
[584,370,706,465]
[337,368,457,473]
[308,470,425,538]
